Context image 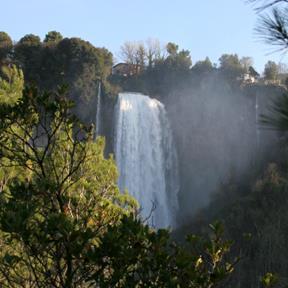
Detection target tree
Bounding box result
[17,34,41,47]
[261,93,288,129]
[264,60,279,80]
[89,217,237,287]
[0,65,24,105]
[0,32,12,62]
[164,43,192,70]
[249,65,260,78]
[240,56,254,73]
[0,85,136,287]
[146,38,162,68]
[119,39,166,72]
[166,42,179,56]
[119,41,147,73]
[14,34,42,83]
[219,54,245,77]
[8,33,114,125]
[120,41,138,64]
[0,65,24,195]
[248,0,288,11]
[191,57,213,74]
[136,42,146,69]
[277,62,288,74]
[54,37,113,122]
[44,31,63,44]
[250,0,288,131]
[251,0,288,50]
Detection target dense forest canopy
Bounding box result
[0,31,113,123]
[1,30,287,108]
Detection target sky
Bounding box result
[1,0,286,73]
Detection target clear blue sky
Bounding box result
[1,0,285,73]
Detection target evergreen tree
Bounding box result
[218,54,245,80]
[264,60,279,81]
[0,32,12,62]
[44,31,63,44]
[14,34,42,83]
[192,57,213,74]
[0,65,24,105]
[0,85,136,287]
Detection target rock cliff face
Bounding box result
[163,77,285,222]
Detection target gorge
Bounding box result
[96,82,282,230]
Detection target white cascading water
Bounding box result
[95,81,101,136]
[256,94,260,148]
[114,92,179,228]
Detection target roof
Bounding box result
[113,63,129,68]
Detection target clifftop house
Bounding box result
[112,63,141,77]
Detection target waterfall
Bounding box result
[256,94,260,148]
[114,92,179,228]
[95,81,101,136]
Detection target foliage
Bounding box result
[120,39,163,70]
[251,0,288,51]
[0,65,24,105]
[257,7,288,50]
[165,42,192,69]
[44,31,63,44]
[264,60,279,80]
[260,92,288,130]
[218,54,245,80]
[1,31,113,124]
[89,217,236,288]
[166,42,179,56]
[180,158,288,287]
[191,57,214,74]
[249,65,260,77]
[248,0,288,12]
[112,40,193,97]
[47,37,112,122]
[14,34,42,84]
[0,85,136,287]
[0,32,12,62]
[0,64,24,196]
[262,272,279,287]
